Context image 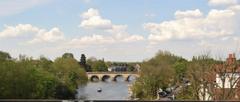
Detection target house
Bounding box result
[200,53,240,100]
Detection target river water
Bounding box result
[77,77,135,100]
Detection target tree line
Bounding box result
[78,54,139,72]
[2,50,238,100]
[0,51,87,99]
[0,51,139,99]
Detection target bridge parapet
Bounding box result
[87,72,138,74]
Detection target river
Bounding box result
[77,77,135,100]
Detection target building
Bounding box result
[200,53,240,100]
[108,65,128,72]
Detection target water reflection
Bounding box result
[77,76,136,100]
[115,75,124,82]
[128,75,137,82]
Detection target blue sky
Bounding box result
[0,0,240,61]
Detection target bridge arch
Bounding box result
[102,75,111,82]
[113,75,124,81]
[126,75,138,81]
[90,75,99,82]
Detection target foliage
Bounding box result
[52,57,87,87]
[0,51,87,99]
[62,53,74,59]
[0,51,11,61]
[0,59,58,99]
[185,55,240,100]
[80,54,93,72]
[90,60,108,72]
[184,55,216,100]
[132,51,185,100]
[80,54,86,66]
[51,57,88,99]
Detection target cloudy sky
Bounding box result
[0,0,240,61]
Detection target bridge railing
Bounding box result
[86,72,138,74]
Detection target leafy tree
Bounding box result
[62,53,74,59]
[0,51,88,99]
[38,56,53,71]
[0,51,11,61]
[184,55,216,100]
[173,58,188,84]
[132,51,183,100]
[91,60,108,72]
[127,65,136,72]
[0,59,58,99]
[51,57,87,99]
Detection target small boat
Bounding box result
[97,88,102,92]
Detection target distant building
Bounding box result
[108,65,127,72]
[107,63,141,72]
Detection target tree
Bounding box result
[80,54,92,72]
[173,59,188,77]
[51,57,87,99]
[127,65,136,72]
[80,54,86,66]
[209,59,240,100]
[62,53,74,59]
[38,56,53,71]
[91,60,108,72]
[0,51,11,61]
[0,51,88,99]
[132,51,183,100]
[0,58,58,99]
[186,54,240,100]
[184,55,215,100]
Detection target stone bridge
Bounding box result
[86,72,139,82]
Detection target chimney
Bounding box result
[227,53,236,64]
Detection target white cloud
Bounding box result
[0,24,39,38]
[122,35,145,42]
[66,34,115,48]
[0,24,65,43]
[80,8,113,29]
[81,8,99,19]
[28,27,65,44]
[106,25,128,34]
[0,0,51,17]
[80,16,112,29]
[65,33,145,48]
[77,8,145,46]
[175,9,203,19]
[208,0,238,6]
[144,7,240,42]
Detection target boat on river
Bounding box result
[97,88,102,92]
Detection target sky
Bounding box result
[0,0,240,62]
